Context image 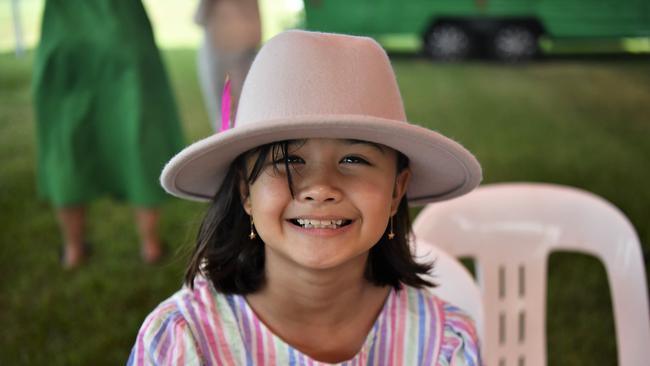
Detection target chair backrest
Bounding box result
[414,238,484,341]
[412,183,650,366]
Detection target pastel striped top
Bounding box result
[128,277,480,365]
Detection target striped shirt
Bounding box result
[128,277,480,365]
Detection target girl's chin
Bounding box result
[288,249,370,273]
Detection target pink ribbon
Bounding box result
[220,75,232,132]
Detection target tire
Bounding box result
[425,23,474,61]
[491,24,539,62]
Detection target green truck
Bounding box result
[303,0,650,60]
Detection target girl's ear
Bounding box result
[239,178,252,215]
[391,168,411,215]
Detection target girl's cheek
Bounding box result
[252,177,291,204]
[358,176,395,195]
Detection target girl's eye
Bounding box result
[340,155,370,165]
[273,155,304,165]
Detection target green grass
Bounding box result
[1,49,649,365]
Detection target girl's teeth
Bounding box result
[296,219,345,228]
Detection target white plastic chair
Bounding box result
[412,183,650,366]
[414,238,484,341]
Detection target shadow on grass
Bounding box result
[387,49,650,64]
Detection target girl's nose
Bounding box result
[298,185,343,203]
[296,167,342,203]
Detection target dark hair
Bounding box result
[185,140,435,292]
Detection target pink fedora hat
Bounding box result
[161,30,481,205]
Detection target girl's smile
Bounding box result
[241,138,411,271]
[286,216,355,237]
[289,218,351,229]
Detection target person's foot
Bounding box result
[141,241,164,264]
[61,243,89,270]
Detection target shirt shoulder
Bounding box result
[439,299,482,366]
[400,286,481,365]
[127,286,205,365]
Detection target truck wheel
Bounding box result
[425,24,473,61]
[491,25,539,61]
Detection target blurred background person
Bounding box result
[32,0,185,269]
[195,0,261,129]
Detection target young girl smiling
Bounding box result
[129,30,482,365]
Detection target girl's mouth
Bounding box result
[289,218,353,229]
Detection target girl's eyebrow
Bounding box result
[343,139,387,154]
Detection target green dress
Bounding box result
[33,0,184,207]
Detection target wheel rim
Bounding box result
[494,27,537,59]
[427,25,470,59]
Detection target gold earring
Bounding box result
[249,216,256,240]
[388,215,395,240]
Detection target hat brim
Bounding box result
[161,115,481,206]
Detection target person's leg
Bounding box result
[57,206,86,269]
[229,48,257,121]
[197,33,222,130]
[134,207,162,263]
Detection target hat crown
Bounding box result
[236,31,407,126]
[161,30,481,204]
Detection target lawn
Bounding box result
[1,48,649,365]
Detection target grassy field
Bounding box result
[1,48,649,365]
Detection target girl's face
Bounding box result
[241,138,410,272]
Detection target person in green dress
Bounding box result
[32,0,185,269]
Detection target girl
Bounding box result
[129,30,482,365]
